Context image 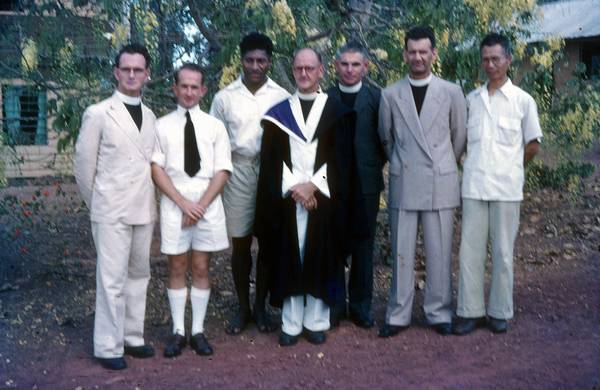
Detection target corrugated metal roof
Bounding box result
[528,0,600,42]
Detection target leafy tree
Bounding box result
[0,0,597,193]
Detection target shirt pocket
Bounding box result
[467,115,483,143]
[496,116,521,146]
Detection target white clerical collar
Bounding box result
[115,90,141,105]
[297,89,321,101]
[338,81,362,94]
[408,74,432,87]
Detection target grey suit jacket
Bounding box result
[74,92,157,224]
[378,76,467,211]
[326,82,385,195]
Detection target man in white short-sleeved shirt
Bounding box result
[454,33,542,335]
[210,33,289,334]
[152,63,232,357]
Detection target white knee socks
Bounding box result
[167,287,187,336]
[191,287,210,335]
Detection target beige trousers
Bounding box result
[91,221,153,358]
[457,199,520,320]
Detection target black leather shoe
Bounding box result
[432,322,452,335]
[452,317,486,336]
[164,333,187,358]
[488,317,508,333]
[349,312,374,329]
[225,311,250,335]
[190,333,213,356]
[278,331,299,347]
[124,344,154,358]
[378,323,408,338]
[97,357,127,370]
[305,330,326,345]
[254,310,278,333]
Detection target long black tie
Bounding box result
[184,111,200,177]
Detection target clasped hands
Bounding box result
[290,182,318,211]
[178,198,207,227]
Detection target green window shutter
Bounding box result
[3,86,21,145]
[35,90,47,145]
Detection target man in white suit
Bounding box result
[75,43,157,370]
[378,26,467,337]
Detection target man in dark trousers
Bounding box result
[326,42,384,329]
[255,48,355,346]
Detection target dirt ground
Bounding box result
[1,158,599,388]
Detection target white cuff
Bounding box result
[310,163,330,198]
[282,162,301,196]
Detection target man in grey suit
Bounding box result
[326,42,384,328]
[75,44,157,369]
[378,26,467,337]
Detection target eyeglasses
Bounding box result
[293,65,318,73]
[481,56,509,66]
[118,67,146,75]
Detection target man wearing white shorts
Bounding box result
[152,63,232,357]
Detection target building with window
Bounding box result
[528,0,600,89]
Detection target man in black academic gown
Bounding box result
[255,48,355,346]
[326,42,384,329]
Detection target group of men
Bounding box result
[74,26,542,371]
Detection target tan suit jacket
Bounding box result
[378,76,466,211]
[75,92,157,224]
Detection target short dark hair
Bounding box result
[240,32,273,58]
[293,47,322,64]
[405,26,436,49]
[336,40,369,60]
[480,33,511,56]
[173,63,205,84]
[114,43,151,69]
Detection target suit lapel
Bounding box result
[395,78,431,158]
[106,94,146,157]
[419,76,443,135]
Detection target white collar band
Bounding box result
[408,74,432,87]
[297,90,320,100]
[338,81,362,93]
[116,90,141,105]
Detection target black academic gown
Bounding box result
[254,97,355,308]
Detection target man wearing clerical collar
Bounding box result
[74,43,157,370]
[256,48,356,346]
[453,33,542,336]
[326,42,385,330]
[151,63,232,357]
[210,33,289,335]
[378,26,467,338]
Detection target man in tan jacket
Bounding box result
[74,43,157,370]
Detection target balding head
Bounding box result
[292,48,324,94]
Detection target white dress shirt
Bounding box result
[462,79,543,201]
[152,105,233,188]
[209,76,290,157]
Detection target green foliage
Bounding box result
[1,0,597,194]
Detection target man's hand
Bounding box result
[290,182,318,211]
[177,198,206,226]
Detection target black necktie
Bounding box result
[184,111,200,177]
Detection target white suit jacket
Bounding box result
[74,92,157,224]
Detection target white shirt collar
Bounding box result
[338,81,362,93]
[482,78,514,99]
[408,73,433,87]
[176,104,201,116]
[115,90,141,105]
[228,76,277,94]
